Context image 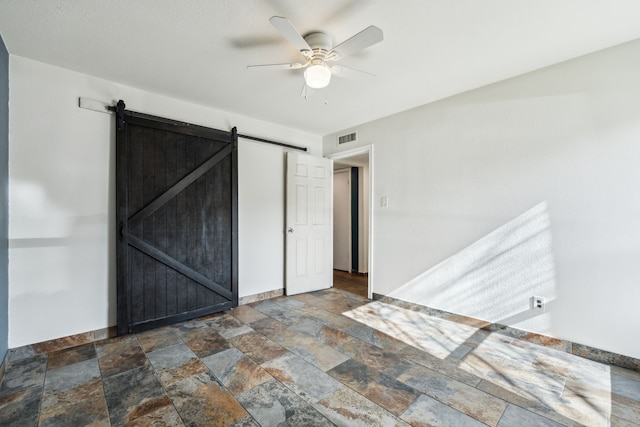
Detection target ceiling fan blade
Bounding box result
[247,63,306,70]
[269,16,312,56]
[331,65,376,82]
[329,25,383,60]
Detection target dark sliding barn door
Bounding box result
[115,101,238,335]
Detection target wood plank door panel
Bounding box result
[116,102,237,335]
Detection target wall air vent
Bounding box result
[338,131,358,145]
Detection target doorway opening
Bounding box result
[329,146,373,299]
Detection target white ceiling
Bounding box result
[1,0,640,136]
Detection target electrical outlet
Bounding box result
[531,296,545,312]
[381,196,389,208]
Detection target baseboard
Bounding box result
[5,288,287,361]
[373,293,639,372]
[6,326,118,363]
[0,350,7,386]
[239,288,284,305]
[8,290,636,373]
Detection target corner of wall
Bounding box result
[0,34,10,363]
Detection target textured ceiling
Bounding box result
[1,0,640,135]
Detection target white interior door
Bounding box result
[333,169,351,271]
[286,152,333,295]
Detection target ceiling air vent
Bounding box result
[338,131,358,145]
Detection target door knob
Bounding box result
[287,227,294,233]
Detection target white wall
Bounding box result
[324,39,640,359]
[8,55,321,347]
[238,139,288,299]
[333,169,351,272]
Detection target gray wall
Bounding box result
[0,34,9,362]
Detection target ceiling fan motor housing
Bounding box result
[303,32,334,61]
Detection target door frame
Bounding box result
[328,145,374,299]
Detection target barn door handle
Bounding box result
[119,221,126,241]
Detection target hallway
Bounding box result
[332,270,368,298]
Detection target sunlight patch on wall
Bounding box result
[9,180,73,238]
[9,179,107,295]
[389,201,557,333]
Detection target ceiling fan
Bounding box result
[247,16,383,91]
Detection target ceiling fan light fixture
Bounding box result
[304,64,331,89]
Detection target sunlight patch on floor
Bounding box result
[343,300,614,426]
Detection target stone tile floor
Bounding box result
[1,287,639,426]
